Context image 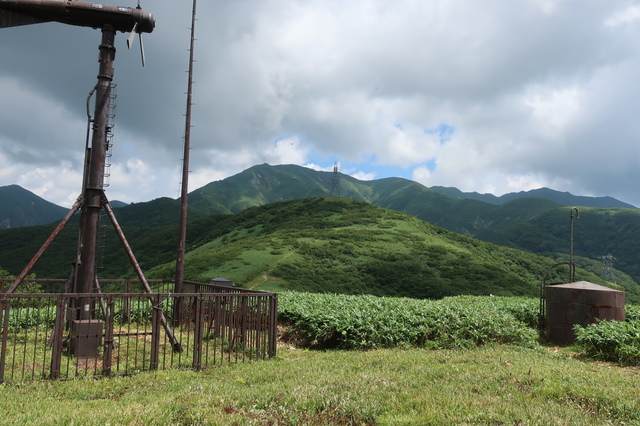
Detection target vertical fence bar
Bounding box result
[40,300,53,378]
[192,295,203,371]
[232,295,237,359]
[124,280,131,323]
[262,296,270,359]
[272,293,278,357]
[268,293,278,358]
[254,296,263,360]
[50,295,66,380]
[203,295,213,367]
[0,297,10,384]
[240,295,248,362]
[29,300,42,381]
[102,295,115,377]
[212,295,221,365]
[150,294,161,371]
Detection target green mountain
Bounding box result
[3,164,640,288]
[0,185,68,229]
[145,198,630,300]
[430,186,638,209]
[112,164,635,239]
[173,165,640,287]
[0,184,130,229]
[2,164,634,230]
[482,207,640,282]
[0,196,636,301]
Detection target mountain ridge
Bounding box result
[0,184,68,229]
[2,163,634,229]
[430,185,637,209]
[1,178,639,300]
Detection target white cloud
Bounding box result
[350,171,377,181]
[303,163,333,173]
[525,85,583,138]
[605,5,640,27]
[385,126,441,168]
[16,164,83,208]
[412,166,432,185]
[1,0,640,208]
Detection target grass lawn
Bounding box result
[1,343,639,425]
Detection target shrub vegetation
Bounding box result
[278,292,539,350]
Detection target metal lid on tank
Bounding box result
[550,281,624,293]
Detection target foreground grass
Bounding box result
[1,344,639,425]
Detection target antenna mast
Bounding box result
[329,161,341,197]
[569,207,579,282]
[174,0,197,318]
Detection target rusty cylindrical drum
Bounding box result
[545,281,625,344]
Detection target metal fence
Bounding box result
[0,286,278,384]
[0,278,231,294]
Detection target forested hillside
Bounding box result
[2,164,640,295]
[0,196,636,301]
[146,198,634,300]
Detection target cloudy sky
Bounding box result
[1,0,640,208]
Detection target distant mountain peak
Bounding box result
[0,185,68,228]
[430,186,636,209]
[1,164,635,230]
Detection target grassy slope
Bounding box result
[117,164,640,286]
[0,196,632,300]
[168,164,640,287]
[147,197,619,300]
[1,345,639,424]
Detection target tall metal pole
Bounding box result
[569,207,579,282]
[174,0,197,324]
[75,24,116,320]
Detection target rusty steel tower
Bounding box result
[1,1,182,352]
[0,0,150,294]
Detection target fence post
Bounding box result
[240,295,248,361]
[192,295,203,371]
[254,296,265,360]
[124,280,131,323]
[102,295,115,377]
[50,295,66,380]
[150,294,161,371]
[0,297,10,384]
[268,293,278,358]
[213,296,222,338]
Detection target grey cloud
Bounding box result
[2,0,640,207]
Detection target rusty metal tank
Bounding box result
[545,281,625,345]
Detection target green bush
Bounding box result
[278,292,538,350]
[574,319,640,365]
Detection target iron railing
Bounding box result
[0,289,278,384]
[0,278,235,294]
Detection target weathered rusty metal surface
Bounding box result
[174,0,198,325]
[0,0,155,32]
[74,26,117,307]
[545,281,625,345]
